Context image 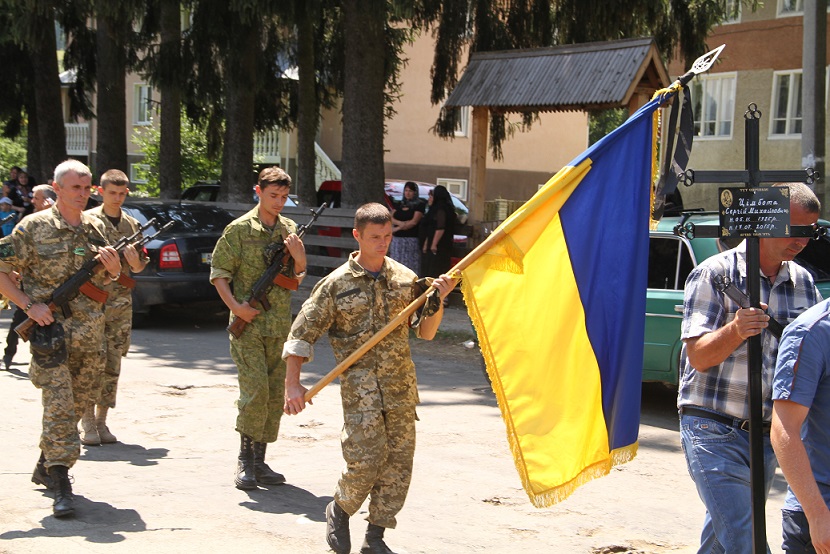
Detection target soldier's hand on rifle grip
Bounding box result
[98,246,122,277]
[233,301,260,323]
[123,244,145,273]
[284,233,307,273]
[26,303,54,327]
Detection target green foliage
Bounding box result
[588,108,628,146]
[133,116,222,196]
[0,133,27,178]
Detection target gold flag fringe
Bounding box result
[461,277,640,508]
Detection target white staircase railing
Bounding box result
[315,141,340,189]
[253,129,281,164]
[65,123,90,156]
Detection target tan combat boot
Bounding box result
[95,405,117,443]
[79,404,100,445]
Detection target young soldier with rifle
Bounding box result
[0,159,122,518]
[210,166,308,490]
[82,169,148,445]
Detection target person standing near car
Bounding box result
[82,169,147,445]
[210,166,307,490]
[3,185,56,371]
[283,202,457,554]
[0,159,122,518]
[678,182,822,552]
[389,181,425,274]
[420,185,457,281]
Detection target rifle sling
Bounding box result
[273,273,299,291]
[79,281,109,304]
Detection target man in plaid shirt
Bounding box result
[678,182,822,553]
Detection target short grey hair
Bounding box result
[53,159,92,186]
[32,184,56,201]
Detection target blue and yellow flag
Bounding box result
[460,98,660,507]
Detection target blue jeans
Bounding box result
[680,412,777,554]
[782,509,815,553]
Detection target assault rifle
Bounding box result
[712,274,784,340]
[16,218,175,342]
[227,203,326,339]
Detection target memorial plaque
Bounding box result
[719,186,791,238]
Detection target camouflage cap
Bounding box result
[30,321,67,369]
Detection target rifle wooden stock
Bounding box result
[15,278,109,342]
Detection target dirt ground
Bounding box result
[0,304,791,553]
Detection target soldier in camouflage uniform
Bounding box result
[283,203,457,554]
[82,169,147,445]
[0,159,122,518]
[210,166,307,490]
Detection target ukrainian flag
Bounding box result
[460,97,659,507]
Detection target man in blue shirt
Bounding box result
[772,298,830,553]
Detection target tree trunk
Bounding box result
[158,0,182,199]
[219,18,259,203]
[296,4,319,206]
[340,0,387,208]
[96,16,128,176]
[26,97,41,182]
[30,14,66,181]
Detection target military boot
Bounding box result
[234,434,257,490]
[325,500,351,554]
[48,465,74,518]
[79,404,100,445]
[360,524,395,554]
[95,405,117,443]
[31,451,53,490]
[252,441,285,485]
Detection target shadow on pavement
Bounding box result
[239,484,330,523]
[0,495,148,544]
[80,442,170,467]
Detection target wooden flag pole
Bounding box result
[303,224,510,403]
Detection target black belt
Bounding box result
[680,406,771,434]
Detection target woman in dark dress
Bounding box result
[389,181,425,273]
[420,185,457,279]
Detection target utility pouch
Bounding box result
[30,321,67,369]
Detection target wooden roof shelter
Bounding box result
[443,37,671,228]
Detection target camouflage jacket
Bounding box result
[209,206,298,338]
[0,205,110,343]
[86,205,144,301]
[284,253,419,412]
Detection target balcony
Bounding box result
[65,123,90,156]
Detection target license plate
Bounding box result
[201,253,212,264]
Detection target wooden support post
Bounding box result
[469,106,489,236]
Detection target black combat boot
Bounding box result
[360,523,395,553]
[234,434,257,490]
[325,500,351,554]
[252,441,285,485]
[48,465,74,518]
[31,452,53,490]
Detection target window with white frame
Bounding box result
[454,106,470,137]
[437,178,468,201]
[130,163,150,184]
[778,0,803,15]
[134,84,153,125]
[689,73,736,138]
[723,0,741,23]
[771,70,802,136]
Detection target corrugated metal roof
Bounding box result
[444,37,670,112]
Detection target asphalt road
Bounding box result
[0,302,791,553]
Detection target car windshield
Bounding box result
[123,203,236,235]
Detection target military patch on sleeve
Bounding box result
[13,225,25,236]
[0,241,15,259]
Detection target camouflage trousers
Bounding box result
[334,406,416,529]
[30,348,104,469]
[98,295,132,408]
[230,327,286,443]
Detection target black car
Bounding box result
[121,200,237,315]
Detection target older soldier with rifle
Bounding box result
[210,166,308,490]
[81,169,148,445]
[0,159,121,518]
